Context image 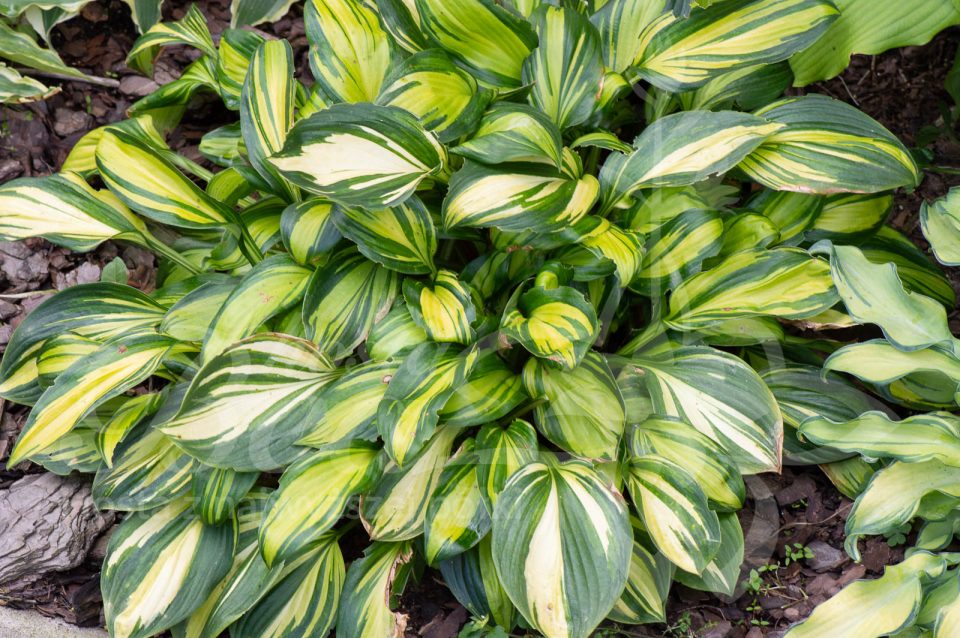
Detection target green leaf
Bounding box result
[231,0,298,27]
[922,187,960,267]
[96,392,162,469]
[491,459,632,638]
[192,465,259,525]
[0,63,54,103]
[201,255,312,363]
[126,4,216,75]
[361,427,457,541]
[784,552,948,638]
[680,62,793,112]
[860,226,956,308]
[443,155,599,232]
[805,193,891,243]
[336,541,413,638]
[439,537,516,629]
[634,0,837,90]
[161,334,339,472]
[629,346,783,474]
[607,537,673,624]
[260,442,384,566]
[375,0,428,53]
[631,417,745,511]
[451,102,563,169]
[523,5,603,129]
[35,333,100,390]
[415,0,537,89]
[334,197,437,275]
[240,40,298,202]
[0,19,89,79]
[674,512,744,595]
[216,28,264,109]
[501,282,599,369]
[302,248,400,359]
[376,48,490,143]
[366,302,428,360]
[599,110,781,212]
[522,351,625,460]
[632,208,723,295]
[269,102,446,208]
[377,342,478,466]
[424,440,492,564]
[102,498,235,638]
[626,456,721,574]
[822,243,953,351]
[305,0,392,104]
[789,0,960,86]
[576,217,645,285]
[740,95,921,194]
[824,340,960,392]
[8,334,175,467]
[160,277,239,343]
[590,0,669,74]
[666,248,837,331]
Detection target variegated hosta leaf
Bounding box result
[161,334,339,471]
[523,5,603,130]
[747,189,823,245]
[280,199,342,266]
[377,342,478,466]
[439,353,527,428]
[415,0,537,89]
[240,40,298,202]
[217,28,265,109]
[0,173,148,251]
[665,248,837,331]
[439,536,516,629]
[443,156,599,233]
[232,534,344,638]
[8,334,174,467]
[260,442,384,566]
[823,340,960,393]
[366,302,428,360]
[269,103,446,209]
[375,0,427,53]
[305,0,391,104]
[740,95,921,194]
[719,213,778,257]
[626,456,721,574]
[335,197,437,275]
[628,346,783,474]
[491,459,632,638]
[621,185,712,233]
[299,359,398,447]
[680,62,793,112]
[231,0,299,27]
[201,255,312,363]
[160,277,239,343]
[860,226,956,309]
[125,4,216,75]
[575,217,645,285]
[608,536,674,624]
[424,440,491,564]
[501,282,599,369]
[800,412,960,468]
[634,0,837,91]
[598,110,781,212]
[35,333,100,389]
[451,102,563,168]
[376,48,490,143]
[845,460,960,560]
[922,188,960,267]
[805,192,892,243]
[93,389,197,511]
[475,419,539,513]
[631,417,745,511]
[674,512,744,596]
[784,552,948,638]
[361,427,457,541]
[102,498,236,638]
[96,128,231,229]
[822,243,953,351]
[590,0,669,74]
[632,208,723,295]
[404,270,479,344]
[522,351,625,460]
[0,63,55,103]
[192,465,259,525]
[336,541,413,638]
[820,456,877,501]
[303,248,400,359]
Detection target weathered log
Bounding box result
[0,473,113,587]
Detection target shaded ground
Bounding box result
[1,5,960,637]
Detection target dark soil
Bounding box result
[1,5,959,638]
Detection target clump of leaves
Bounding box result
[0,0,938,637]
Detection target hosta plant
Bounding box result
[0,0,936,637]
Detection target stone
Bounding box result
[806,540,848,573]
[53,109,92,138]
[0,473,113,586]
[119,75,159,97]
